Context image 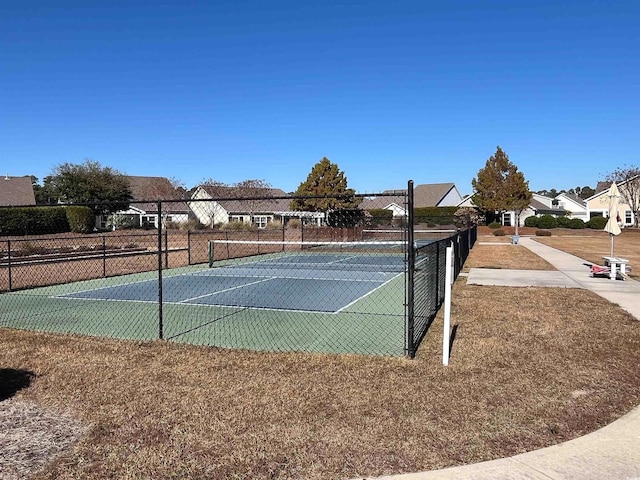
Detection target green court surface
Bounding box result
[0,264,406,356]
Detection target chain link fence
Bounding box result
[0,185,475,357]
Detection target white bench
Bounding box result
[602,256,630,280]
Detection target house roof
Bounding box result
[556,192,587,208]
[196,185,292,213]
[363,183,459,210]
[589,175,640,200]
[360,196,406,211]
[127,176,189,214]
[414,183,460,207]
[0,176,36,206]
[530,198,566,215]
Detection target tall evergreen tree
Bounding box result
[472,146,531,234]
[290,157,360,211]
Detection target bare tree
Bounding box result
[233,179,276,220]
[606,166,640,227]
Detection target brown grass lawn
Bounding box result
[532,229,640,278]
[1,233,640,479]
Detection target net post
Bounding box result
[157,201,163,340]
[406,180,415,358]
[208,240,213,267]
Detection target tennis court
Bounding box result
[58,246,404,313]
[0,240,408,355]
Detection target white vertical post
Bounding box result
[443,242,454,366]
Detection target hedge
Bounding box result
[0,206,70,236]
[587,216,608,229]
[537,215,558,229]
[366,208,394,227]
[569,218,586,229]
[414,206,458,226]
[66,206,95,233]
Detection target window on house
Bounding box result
[502,213,511,226]
[142,216,155,227]
[253,216,270,229]
[229,216,244,223]
[625,210,633,225]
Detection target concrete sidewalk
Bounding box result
[360,236,640,480]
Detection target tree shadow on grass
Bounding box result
[0,368,35,401]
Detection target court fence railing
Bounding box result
[0,185,476,357]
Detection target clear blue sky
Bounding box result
[2,0,638,196]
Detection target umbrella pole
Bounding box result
[610,234,614,258]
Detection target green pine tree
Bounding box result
[290,157,360,211]
[472,147,531,234]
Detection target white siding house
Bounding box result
[189,186,324,228]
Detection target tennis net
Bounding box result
[208,239,407,273]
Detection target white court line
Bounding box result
[52,276,159,298]
[196,271,387,283]
[179,277,276,303]
[334,272,404,314]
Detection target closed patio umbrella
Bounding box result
[603,182,622,257]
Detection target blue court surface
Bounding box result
[57,253,405,313]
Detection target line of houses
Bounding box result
[0,175,636,230]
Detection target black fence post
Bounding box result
[7,240,12,292]
[157,201,163,340]
[164,229,169,269]
[102,236,107,277]
[187,230,191,265]
[406,180,415,358]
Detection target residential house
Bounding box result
[459,192,582,227]
[189,185,324,228]
[554,192,589,222]
[360,183,464,218]
[98,176,190,230]
[586,177,639,227]
[0,176,36,206]
[515,194,567,226]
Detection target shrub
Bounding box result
[537,215,558,229]
[569,218,586,229]
[180,219,206,231]
[366,209,393,227]
[493,229,506,236]
[66,206,95,233]
[524,216,539,228]
[265,220,284,230]
[587,216,608,229]
[556,216,572,228]
[454,207,484,227]
[488,221,502,229]
[108,215,138,230]
[327,209,365,228]
[221,221,255,231]
[535,229,552,236]
[286,218,301,229]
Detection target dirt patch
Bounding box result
[0,399,85,480]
